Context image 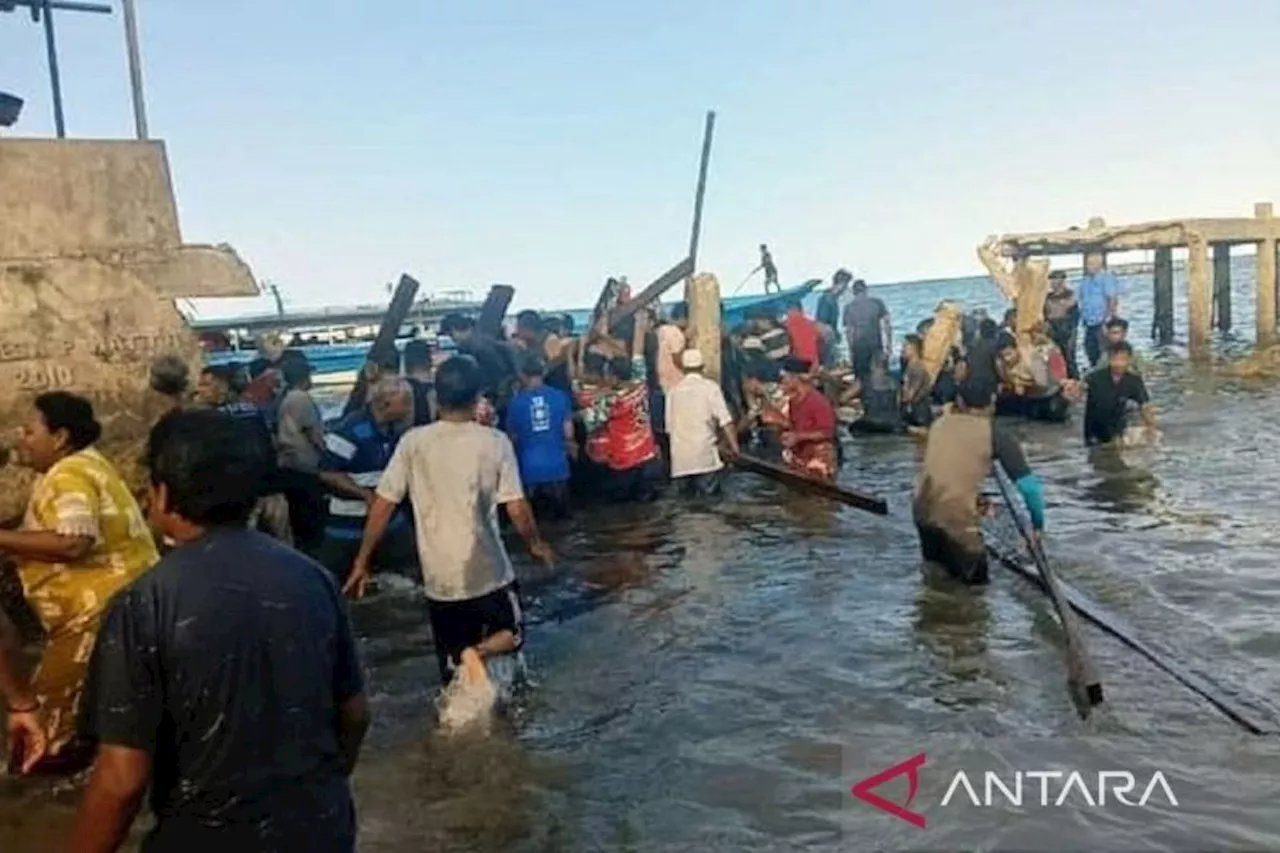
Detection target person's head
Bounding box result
[515,309,542,344]
[1003,308,1018,329]
[16,391,102,473]
[760,243,768,253]
[561,314,576,336]
[542,315,565,337]
[1108,340,1134,375]
[978,318,999,342]
[832,268,852,294]
[362,348,400,383]
[146,410,269,541]
[902,334,923,361]
[1049,270,1068,292]
[779,356,812,393]
[996,331,1020,364]
[402,339,432,375]
[680,349,706,374]
[852,279,868,295]
[742,361,780,395]
[149,354,190,400]
[669,302,689,329]
[434,355,483,415]
[607,355,633,383]
[257,332,285,363]
[369,376,413,426]
[519,352,547,385]
[955,378,997,413]
[1084,252,1105,275]
[1105,316,1130,345]
[440,313,475,341]
[196,364,237,406]
[278,349,313,390]
[916,318,935,336]
[785,298,804,317]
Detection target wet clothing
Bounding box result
[784,386,838,480]
[17,447,159,758]
[407,376,435,426]
[81,529,361,853]
[816,291,841,330]
[527,480,572,520]
[578,356,658,473]
[901,361,934,428]
[913,411,1043,584]
[677,469,725,497]
[1084,369,1149,446]
[425,582,524,684]
[843,293,889,373]
[506,385,573,488]
[1044,289,1081,379]
[996,390,1071,423]
[666,372,734,480]
[319,409,409,542]
[377,421,523,602]
[853,371,901,433]
[784,312,822,367]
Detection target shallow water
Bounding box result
[6,270,1280,851]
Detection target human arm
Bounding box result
[1130,377,1157,430]
[318,433,377,501]
[0,608,44,774]
[0,469,98,562]
[562,408,579,461]
[993,425,1046,532]
[496,436,553,565]
[343,442,411,598]
[879,301,893,353]
[1105,274,1120,319]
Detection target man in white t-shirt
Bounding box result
[664,349,740,497]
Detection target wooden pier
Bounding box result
[978,203,1280,357]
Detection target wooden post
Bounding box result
[1212,244,1232,332]
[342,273,420,417]
[1152,247,1174,344]
[1013,257,1050,339]
[1186,237,1211,358]
[1255,203,1277,347]
[688,272,722,383]
[685,110,716,302]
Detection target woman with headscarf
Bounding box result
[0,392,158,773]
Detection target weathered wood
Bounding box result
[985,542,1279,735]
[733,453,889,515]
[688,272,722,383]
[341,274,419,417]
[977,236,1019,301]
[920,301,964,385]
[476,284,516,339]
[1256,203,1277,347]
[1213,244,1232,333]
[685,110,716,302]
[993,216,1280,256]
[1152,247,1175,344]
[608,256,695,330]
[1013,258,1050,339]
[1187,236,1212,356]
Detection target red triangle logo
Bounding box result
[851,752,928,829]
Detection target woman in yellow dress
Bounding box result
[0,391,158,772]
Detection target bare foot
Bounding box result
[459,648,490,687]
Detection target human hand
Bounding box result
[528,539,555,567]
[6,706,46,775]
[780,432,798,449]
[342,558,372,600]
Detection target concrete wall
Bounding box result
[0,138,258,523]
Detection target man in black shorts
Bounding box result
[345,357,553,687]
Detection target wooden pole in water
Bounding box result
[688,272,723,383]
[1255,202,1277,347]
[1152,247,1174,344]
[685,110,717,302]
[1212,244,1232,333]
[1186,235,1211,358]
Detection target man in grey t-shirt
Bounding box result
[345,356,553,686]
[842,279,892,380]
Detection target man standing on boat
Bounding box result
[913,378,1047,585]
[753,244,780,293]
[842,279,892,381]
[816,270,851,367]
[1078,252,1120,368]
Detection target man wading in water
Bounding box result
[913,378,1047,584]
[779,357,838,481]
[345,357,553,693]
[1083,341,1158,446]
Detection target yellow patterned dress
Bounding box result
[16,447,159,755]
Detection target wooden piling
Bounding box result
[685,111,716,302]
[688,272,722,383]
[1256,203,1277,346]
[1152,247,1174,344]
[1187,237,1211,357]
[1212,244,1232,332]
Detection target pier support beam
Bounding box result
[1256,203,1277,347]
[1187,236,1211,358]
[1213,244,1232,332]
[688,272,722,383]
[1152,247,1174,344]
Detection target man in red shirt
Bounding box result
[783,299,821,371]
[779,356,838,481]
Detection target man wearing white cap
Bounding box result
[665,349,740,497]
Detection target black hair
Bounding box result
[978,318,999,341]
[916,319,934,335]
[1109,340,1134,356]
[1049,270,1067,281]
[852,279,868,293]
[149,355,189,397]
[996,331,1018,352]
[561,314,576,335]
[403,339,432,372]
[519,352,546,377]
[516,310,541,330]
[439,313,475,337]
[669,303,688,322]
[146,410,266,527]
[583,351,608,376]
[35,391,102,450]
[370,348,401,372]
[904,333,924,351]
[834,268,852,284]
[608,355,632,381]
[278,349,313,388]
[542,316,565,336]
[785,299,803,312]
[747,361,781,384]
[1003,308,1018,326]
[1105,316,1130,331]
[434,355,483,410]
[780,355,812,374]
[957,378,997,408]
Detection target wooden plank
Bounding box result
[1152,247,1174,344]
[1213,243,1232,332]
[476,284,516,339]
[607,256,694,329]
[685,110,717,301]
[733,453,888,515]
[994,216,1280,256]
[341,273,419,417]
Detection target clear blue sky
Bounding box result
[4,0,1280,317]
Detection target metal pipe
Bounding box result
[120,0,148,139]
[39,0,66,138]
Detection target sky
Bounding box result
[4,0,1280,318]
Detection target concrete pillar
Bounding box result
[1255,203,1277,347]
[688,272,722,383]
[1212,243,1232,332]
[1152,247,1174,345]
[1186,238,1211,357]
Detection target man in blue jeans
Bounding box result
[1078,251,1120,368]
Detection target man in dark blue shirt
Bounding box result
[506,354,575,519]
[72,410,369,853]
[317,377,417,582]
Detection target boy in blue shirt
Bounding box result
[506,354,576,519]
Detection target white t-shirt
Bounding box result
[376,421,525,602]
[665,373,733,478]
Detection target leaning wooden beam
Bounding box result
[476,284,516,339]
[920,301,964,385]
[732,453,889,515]
[993,217,1280,256]
[607,256,695,329]
[977,236,1019,301]
[341,273,420,417]
[985,541,1280,735]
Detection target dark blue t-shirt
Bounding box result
[506,385,571,486]
[80,529,362,852]
[319,409,408,540]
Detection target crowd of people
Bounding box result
[0,255,1164,849]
